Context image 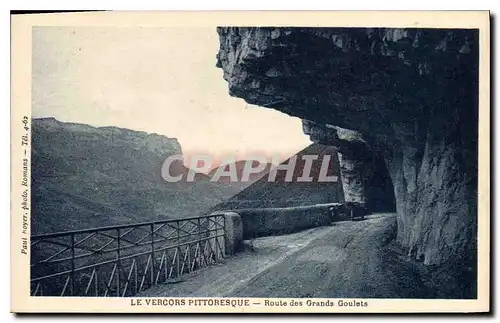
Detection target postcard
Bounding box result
[10,11,490,313]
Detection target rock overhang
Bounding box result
[216,27,478,138]
[216,26,479,271]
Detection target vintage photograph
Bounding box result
[11,11,490,313]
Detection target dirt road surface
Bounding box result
[140,213,437,298]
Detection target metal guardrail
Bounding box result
[30,214,226,297]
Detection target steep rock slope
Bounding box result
[31,118,240,234]
[208,160,275,188]
[214,144,345,210]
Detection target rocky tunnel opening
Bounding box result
[361,150,396,213]
[301,120,396,214]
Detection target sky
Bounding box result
[32,27,311,168]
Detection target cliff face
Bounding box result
[216,27,478,267]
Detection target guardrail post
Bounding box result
[70,233,75,296]
[176,220,180,276]
[197,217,202,266]
[222,215,226,258]
[219,212,242,256]
[116,228,121,296]
[150,223,155,286]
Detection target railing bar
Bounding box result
[163,250,172,280]
[34,231,98,263]
[117,227,137,239]
[73,232,98,247]
[99,231,138,248]
[31,234,226,282]
[206,237,215,264]
[194,242,200,269]
[197,217,202,268]
[31,214,222,240]
[116,228,121,297]
[31,240,42,247]
[223,215,226,258]
[191,243,199,272]
[50,235,113,255]
[209,220,217,263]
[83,237,117,255]
[168,222,198,238]
[216,235,224,261]
[94,227,221,250]
[122,258,136,297]
[181,244,190,275]
[156,219,188,234]
[60,275,71,296]
[139,255,151,291]
[150,234,225,256]
[203,236,210,265]
[211,239,216,264]
[207,217,224,229]
[133,225,172,245]
[33,229,222,266]
[103,263,117,297]
[186,245,191,273]
[70,234,75,296]
[176,225,197,237]
[36,237,154,265]
[208,239,214,264]
[202,240,210,266]
[84,268,96,296]
[214,236,220,261]
[134,257,138,295]
[202,235,211,267]
[32,283,40,296]
[132,223,186,246]
[134,229,173,246]
[95,270,99,297]
[164,223,183,237]
[183,222,207,236]
[155,251,166,284]
[152,221,179,232]
[176,221,180,277]
[150,223,175,242]
[150,223,155,286]
[165,220,189,233]
[155,227,179,241]
[215,217,222,261]
[35,241,71,263]
[220,215,225,259]
[127,230,154,245]
[169,249,177,279]
[30,214,229,295]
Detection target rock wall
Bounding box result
[216,27,478,267]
